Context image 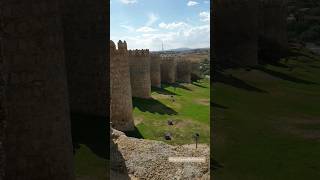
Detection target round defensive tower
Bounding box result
[150,53,162,88]
[259,0,288,58]
[110,40,134,131]
[176,58,192,83]
[191,61,201,79]
[128,49,151,99]
[161,56,177,84]
[213,0,259,66]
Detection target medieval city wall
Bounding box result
[1,1,75,179]
[129,50,151,99]
[213,0,259,66]
[176,58,192,83]
[150,54,162,88]
[161,57,176,84]
[191,62,201,78]
[62,0,108,118]
[110,40,134,131]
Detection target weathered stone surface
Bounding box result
[150,54,161,88]
[191,62,201,78]
[110,40,134,131]
[161,56,176,84]
[110,128,210,180]
[176,58,192,83]
[2,1,75,179]
[62,0,108,118]
[129,50,151,99]
[213,0,259,66]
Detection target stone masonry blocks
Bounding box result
[150,54,162,88]
[110,40,134,131]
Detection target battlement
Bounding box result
[128,49,149,57]
[110,40,128,55]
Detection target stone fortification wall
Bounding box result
[110,40,134,131]
[191,62,201,78]
[62,0,108,118]
[161,56,176,84]
[213,0,259,66]
[176,58,192,83]
[1,1,75,179]
[129,50,151,99]
[150,54,161,88]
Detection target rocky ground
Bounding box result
[110,128,210,180]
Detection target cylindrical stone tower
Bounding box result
[2,1,75,179]
[110,40,134,131]
[129,49,151,99]
[161,56,177,84]
[213,0,259,66]
[191,62,201,78]
[259,0,288,58]
[176,58,192,83]
[150,54,162,88]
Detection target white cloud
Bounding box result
[199,11,210,22]
[158,22,188,30]
[120,25,135,32]
[119,0,137,4]
[136,26,158,33]
[113,24,210,51]
[187,1,199,6]
[145,13,159,26]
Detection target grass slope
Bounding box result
[213,49,320,179]
[130,78,210,145]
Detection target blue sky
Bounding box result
[111,0,210,51]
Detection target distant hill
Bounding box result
[152,47,209,53]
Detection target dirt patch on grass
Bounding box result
[173,119,194,128]
[152,93,171,100]
[194,98,210,106]
[134,117,144,126]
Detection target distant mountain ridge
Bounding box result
[152,47,209,52]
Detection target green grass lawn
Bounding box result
[129,78,210,145]
[213,49,320,179]
[74,145,107,180]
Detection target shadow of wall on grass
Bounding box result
[151,87,178,96]
[162,83,192,91]
[211,102,228,109]
[125,127,144,139]
[132,97,178,115]
[255,66,318,85]
[71,112,107,159]
[214,71,268,93]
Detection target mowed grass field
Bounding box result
[130,78,210,145]
[213,49,320,179]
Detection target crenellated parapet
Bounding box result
[128,49,151,99]
[128,49,149,57]
[110,40,134,131]
[110,40,128,56]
